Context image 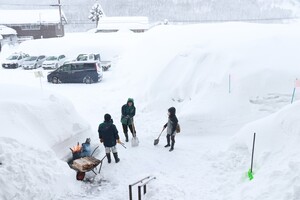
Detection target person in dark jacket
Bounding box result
[121,98,136,142]
[98,114,120,163]
[163,107,178,152]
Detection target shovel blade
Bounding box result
[154,139,159,146]
[131,137,139,147]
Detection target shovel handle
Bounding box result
[119,142,127,149]
[157,127,166,139]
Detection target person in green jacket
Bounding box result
[121,98,136,142]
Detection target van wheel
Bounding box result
[52,77,59,84]
[83,76,92,84]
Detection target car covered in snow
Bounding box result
[75,54,101,63]
[42,55,67,70]
[2,53,29,69]
[47,61,103,84]
[22,55,47,70]
[75,53,111,71]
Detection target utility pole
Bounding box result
[50,0,64,36]
[58,0,63,27]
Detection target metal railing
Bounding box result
[129,176,156,200]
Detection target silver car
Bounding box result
[42,55,67,70]
[22,55,47,70]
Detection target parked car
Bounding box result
[47,62,103,84]
[75,53,111,71]
[76,54,100,63]
[2,53,29,69]
[22,55,47,70]
[42,55,67,70]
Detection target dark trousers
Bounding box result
[167,134,175,146]
[122,124,136,137]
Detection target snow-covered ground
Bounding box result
[1,22,300,199]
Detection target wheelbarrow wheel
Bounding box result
[76,172,86,181]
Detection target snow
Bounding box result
[97,17,149,31]
[0,25,17,36]
[0,9,67,24]
[1,21,300,199]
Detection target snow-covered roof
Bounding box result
[0,9,67,25]
[0,25,17,36]
[97,17,149,31]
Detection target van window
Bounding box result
[73,64,84,70]
[61,64,71,72]
[84,63,95,70]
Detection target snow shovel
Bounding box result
[154,127,166,146]
[131,119,139,147]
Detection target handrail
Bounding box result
[129,176,156,200]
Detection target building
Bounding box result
[0,9,67,39]
[97,17,149,33]
[0,25,17,52]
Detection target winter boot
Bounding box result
[124,133,129,142]
[106,153,111,163]
[165,135,170,147]
[169,143,175,152]
[113,153,120,163]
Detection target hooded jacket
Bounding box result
[98,120,119,147]
[121,98,136,125]
[164,107,178,135]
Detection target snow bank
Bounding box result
[0,85,91,199]
[224,101,300,200]
[114,22,300,134]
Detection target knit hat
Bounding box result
[104,113,111,122]
[127,98,134,103]
[168,107,176,115]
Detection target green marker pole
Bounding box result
[248,132,256,180]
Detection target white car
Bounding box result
[22,55,47,70]
[75,54,100,63]
[2,53,29,69]
[42,55,67,70]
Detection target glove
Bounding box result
[117,139,121,144]
[100,138,103,143]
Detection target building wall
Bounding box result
[7,24,64,39]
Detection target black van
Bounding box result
[47,62,103,84]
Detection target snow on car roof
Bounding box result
[0,25,17,36]
[0,9,67,25]
[97,16,149,31]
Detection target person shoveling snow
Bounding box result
[121,98,139,146]
[163,107,179,152]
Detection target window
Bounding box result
[61,64,71,72]
[21,25,41,30]
[58,55,65,60]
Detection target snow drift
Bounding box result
[0,85,91,199]
[226,101,300,200]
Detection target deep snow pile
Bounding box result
[0,85,91,199]
[1,22,300,200]
[115,22,300,135]
[228,101,300,200]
